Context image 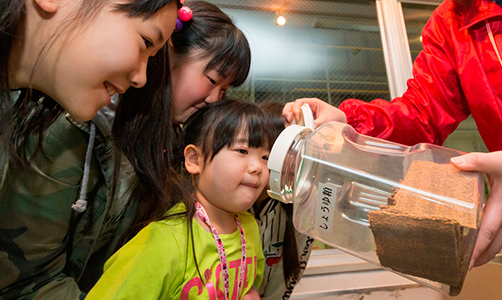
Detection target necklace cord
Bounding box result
[195,201,247,299]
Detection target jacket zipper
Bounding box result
[486,20,502,67]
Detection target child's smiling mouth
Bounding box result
[241,182,259,189]
[104,82,125,97]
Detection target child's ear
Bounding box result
[184,145,202,175]
[35,0,60,13]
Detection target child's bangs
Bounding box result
[202,103,275,162]
[221,112,274,151]
[204,31,251,87]
[240,114,275,150]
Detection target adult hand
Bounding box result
[450,151,502,268]
[282,98,347,128]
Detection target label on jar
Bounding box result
[315,182,338,234]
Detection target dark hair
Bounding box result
[258,102,285,139]
[258,101,302,285]
[170,1,251,87]
[111,1,185,239]
[1,1,186,240]
[115,44,191,240]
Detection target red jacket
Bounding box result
[339,0,502,152]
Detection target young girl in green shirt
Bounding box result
[87,100,275,299]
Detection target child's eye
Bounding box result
[262,155,269,161]
[207,76,216,85]
[142,37,154,48]
[237,149,248,154]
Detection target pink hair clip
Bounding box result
[175,1,193,32]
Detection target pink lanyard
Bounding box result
[195,201,247,300]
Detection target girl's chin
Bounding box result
[172,116,185,124]
[173,111,194,124]
[237,200,256,212]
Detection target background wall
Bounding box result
[207,0,487,153]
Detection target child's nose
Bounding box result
[128,59,148,89]
[205,88,225,104]
[248,156,263,174]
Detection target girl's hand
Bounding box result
[451,151,502,268]
[242,288,261,300]
[282,98,347,128]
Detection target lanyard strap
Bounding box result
[195,201,247,300]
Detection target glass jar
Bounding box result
[268,121,483,296]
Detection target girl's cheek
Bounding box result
[197,84,213,98]
[263,165,270,178]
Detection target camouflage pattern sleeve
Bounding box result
[0,115,112,300]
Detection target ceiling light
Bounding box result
[276,15,286,26]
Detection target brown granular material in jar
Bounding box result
[369,161,480,288]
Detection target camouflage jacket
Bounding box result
[0,104,135,300]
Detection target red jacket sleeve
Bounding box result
[339,6,471,146]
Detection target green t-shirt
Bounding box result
[87,203,264,299]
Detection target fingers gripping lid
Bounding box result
[267,125,311,203]
[291,103,315,130]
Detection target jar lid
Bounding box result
[267,125,312,203]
